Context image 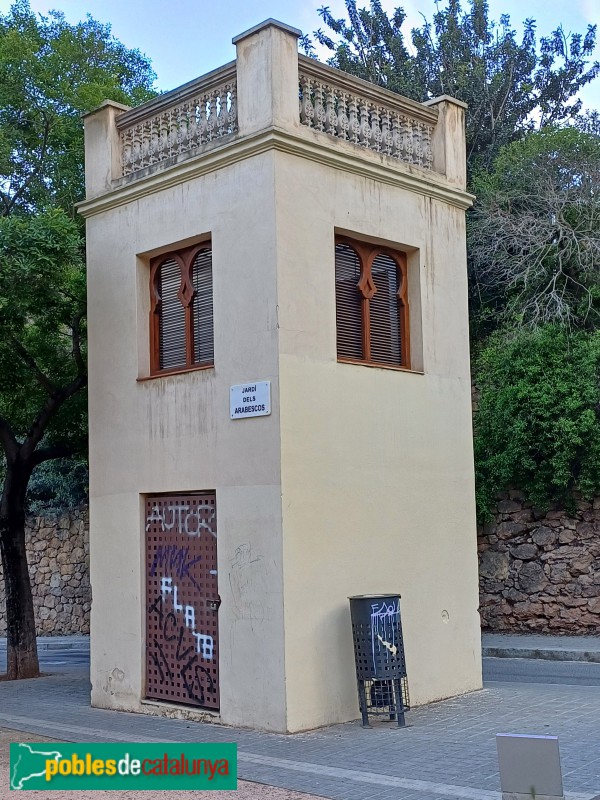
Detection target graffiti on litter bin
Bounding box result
[370,599,400,670]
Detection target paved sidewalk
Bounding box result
[0,727,324,800]
[1,668,600,800]
[482,633,600,662]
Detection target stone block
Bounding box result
[577,521,598,539]
[518,562,547,593]
[505,589,527,602]
[558,529,576,544]
[510,543,538,560]
[497,499,521,513]
[479,551,510,580]
[570,555,594,576]
[496,521,527,539]
[587,598,600,614]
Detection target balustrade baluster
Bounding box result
[325,86,337,134]
[348,97,360,143]
[402,116,413,162]
[391,114,401,158]
[157,114,168,163]
[228,86,237,134]
[180,105,190,154]
[314,82,326,132]
[148,120,158,168]
[217,89,227,137]
[136,123,145,169]
[187,100,198,149]
[299,75,314,127]
[335,93,348,140]
[413,122,423,166]
[423,125,433,170]
[167,111,177,157]
[206,92,217,141]
[381,110,393,155]
[358,100,370,146]
[198,97,208,144]
[370,105,382,152]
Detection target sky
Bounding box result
[1,0,599,109]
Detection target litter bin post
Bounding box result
[349,595,410,728]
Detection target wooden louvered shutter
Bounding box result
[192,248,214,366]
[369,254,401,366]
[335,243,363,360]
[158,258,187,370]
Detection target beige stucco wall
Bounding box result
[83,19,481,734]
[273,152,481,730]
[86,152,288,731]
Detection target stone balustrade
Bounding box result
[84,23,465,201]
[298,55,437,170]
[117,62,238,177]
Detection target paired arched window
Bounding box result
[335,237,410,368]
[150,243,214,374]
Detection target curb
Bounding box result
[0,637,89,653]
[482,646,600,663]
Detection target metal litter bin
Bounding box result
[349,594,410,727]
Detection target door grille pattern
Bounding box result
[145,494,219,709]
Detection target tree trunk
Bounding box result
[0,458,39,679]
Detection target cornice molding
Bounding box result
[77,126,474,219]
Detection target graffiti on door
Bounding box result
[145,494,219,709]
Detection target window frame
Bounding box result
[335,235,410,370]
[149,241,214,377]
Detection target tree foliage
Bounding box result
[308,0,599,169]
[25,458,88,514]
[0,0,156,217]
[474,327,600,517]
[0,0,156,679]
[0,208,87,452]
[469,127,600,334]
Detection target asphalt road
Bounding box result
[0,644,89,674]
[7,646,600,687]
[484,656,600,685]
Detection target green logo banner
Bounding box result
[10,742,237,791]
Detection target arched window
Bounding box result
[335,237,409,368]
[150,242,214,374]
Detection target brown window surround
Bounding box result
[335,236,410,369]
[149,242,214,376]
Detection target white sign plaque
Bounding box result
[230,381,271,420]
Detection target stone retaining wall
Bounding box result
[0,507,90,635]
[4,495,600,636]
[478,492,600,633]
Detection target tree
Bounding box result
[468,127,600,335]
[308,0,599,170]
[0,0,156,679]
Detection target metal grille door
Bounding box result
[145,494,219,709]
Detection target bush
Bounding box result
[474,326,600,518]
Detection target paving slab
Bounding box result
[1,668,600,800]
